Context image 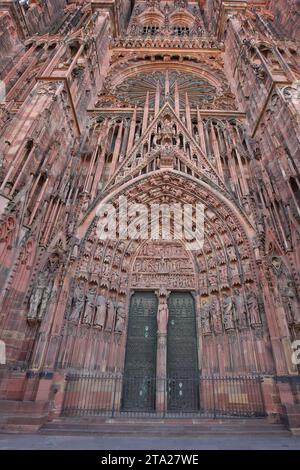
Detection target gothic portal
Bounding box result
[0,1,300,430]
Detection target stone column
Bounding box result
[156,332,167,414]
[155,290,169,414]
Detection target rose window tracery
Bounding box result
[114,70,218,109]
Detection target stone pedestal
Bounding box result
[261,376,282,423]
[47,371,67,419]
[23,370,40,401]
[34,370,54,402]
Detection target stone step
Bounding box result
[0,400,50,432]
[0,400,48,414]
[45,417,279,427]
[45,416,278,427]
[0,424,44,433]
[40,417,290,437]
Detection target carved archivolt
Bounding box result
[63,165,263,347]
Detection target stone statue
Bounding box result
[223,293,235,330]
[227,246,237,262]
[270,256,300,325]
[198,257,206,273]
[234,288,248,329]
[230,263,240,279]
[83,286,97,325]
[207,255,216,270]
[0,340,5,365]
[211,297,223,334]
[80,255,90,273]
[28,283,43,320]
[69,280,85,322]
[114,254,122,267]
[71,244,79,260]
[252,63,266,80]
[115,301,126,333]
[246,289,262,326]
[201,301,211,335]
[157,298,169,334]
[111,271,120,289]
[220,265,229,288]
[270,256,287,278]
[105,298,116,331]
[94,243,104,260]
[94,292,107,329]
[67,215,75,238]
[223,232,233,247]
[281,281,300,325]
[208,271,218,289]
[28,270,52,321]
[102,262,110,275]
[38,281,54,320]
[80,197,89,217]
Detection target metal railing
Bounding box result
[61,373,266,419]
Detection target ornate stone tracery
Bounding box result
[0,0,299,429]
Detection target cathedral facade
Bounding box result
[0,0,300,431]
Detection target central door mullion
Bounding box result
[156,331,167,414]
[155,293,169,414]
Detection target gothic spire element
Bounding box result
[155,81,160,116]
[165,71,170,99]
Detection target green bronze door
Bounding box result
[122,291,158,411]
[167,292,199,411]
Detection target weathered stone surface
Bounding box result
[0,0,299,431]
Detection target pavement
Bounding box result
[0,433,300,450]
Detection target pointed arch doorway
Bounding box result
[122,290,199,413]
[121,240,199,413]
